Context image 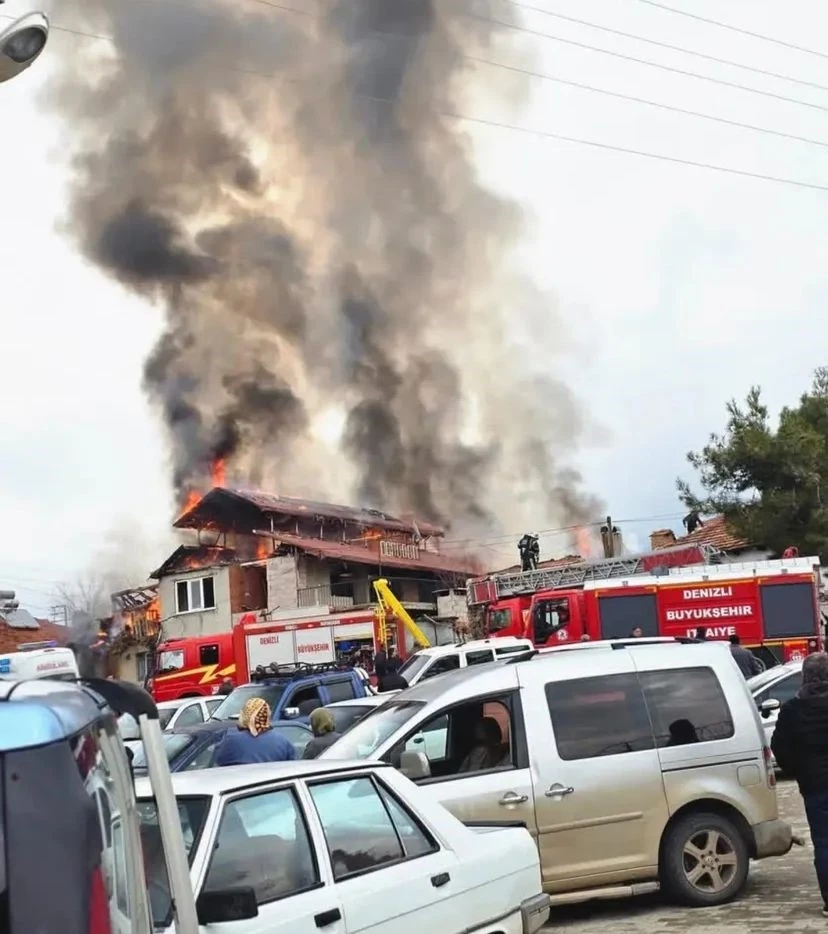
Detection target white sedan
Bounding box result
[119,696,222,739]
[135,760,549,934]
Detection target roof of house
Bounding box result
[150,545,239,580]
[659,515,751,553]
[490,554,583,575]
[111,585,159,613]
[261,531,479,577]
[0,616,70,654]
[173,487,444,537]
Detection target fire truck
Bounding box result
[468,546,823,667]
[150,580,432,701]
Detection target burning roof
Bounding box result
[111,585,159,614]
[150,545,238,580]
[174,487,445,537]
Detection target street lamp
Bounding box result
[0,2,49,85]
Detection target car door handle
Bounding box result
[499,792,529,805]
[315,908,342,927]
[431,872,450,888]
[545,783,575,798]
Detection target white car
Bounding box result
[396,638,533,686]
[119,696,222,739]
[748,660,804,763]
[135,760,549,934]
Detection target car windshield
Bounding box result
[326,704,375,734]
[158,707,177,729]
[137,795,211,929]
[748,667,789,692]
[130,733,195,772]
[396,654,429,682]
[319,700,425,759]
[212,683,287,720]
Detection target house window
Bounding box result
[175,577,216,614]
[135,653,148,683]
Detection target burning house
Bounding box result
[106,585,161,683]
[151,488,480,645]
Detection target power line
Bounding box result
[634,0,828,62]
[464,10,828,115]
[470,53,828,150]
[14,17,828,192]
[498,1,828,94]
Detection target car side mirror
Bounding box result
[400,749,431,780]
[283,707,300,719]
[196,887,258,924]
[760,698,781,719]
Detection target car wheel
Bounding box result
[661,812,749,906]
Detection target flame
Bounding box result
[211,458,226,488]
[575,527,592,559]
[182,490,202,513]
[255,539,270,560]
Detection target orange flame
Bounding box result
[182,490,202,513]
[211,458,226,488]
[575,527,592,559]
[255,539,270,560]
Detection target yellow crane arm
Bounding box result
[372,578,432,649]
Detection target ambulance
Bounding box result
[0,640,79,682]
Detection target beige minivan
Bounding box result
[322,638,792,907]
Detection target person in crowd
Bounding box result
[214,697,295,766]
[772,652,828,917]
[696,626,709,641]
[728,634,763,678]
[580,634,591,642]
[302,708,343,759]
[216,677,233,696]
[374,643,388,679]
[630,626,643,638]
[386,646,402,674]
[378,669,408,692]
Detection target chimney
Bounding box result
[650,529,677,551]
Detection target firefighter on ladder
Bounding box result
[518,533,540,572]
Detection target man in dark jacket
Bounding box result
[729,634,763,678]
[772,652,828,915]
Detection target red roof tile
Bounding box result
[489,554,583,575]
[0,618,70,654]
[660,516,751,553]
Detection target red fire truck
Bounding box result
[468,546,823,667]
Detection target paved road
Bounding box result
[543,779,819,933]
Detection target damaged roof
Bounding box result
[660,516,751,553]
[111,585,159,613]
[489,554,583,575]
[150,545,238,580]
[264,531,479,576]
[174,487,445,537]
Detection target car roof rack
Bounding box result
[505,636,704,663]
[249,661,354,682]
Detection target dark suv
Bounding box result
[211,662,370,723]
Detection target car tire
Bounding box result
[661,811,749,907]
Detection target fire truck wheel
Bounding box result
[660,811,749,907]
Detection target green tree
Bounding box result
[678,367,828,561]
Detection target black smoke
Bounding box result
[47,0,602,532]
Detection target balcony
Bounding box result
[297,585,355,610]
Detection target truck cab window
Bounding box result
[199,644,219,667]
[534,599,569,644]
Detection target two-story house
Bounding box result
[151,488,480,647]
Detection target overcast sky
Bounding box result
[2,0,826,614]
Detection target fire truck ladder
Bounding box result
[484,544,722,600]
[373,579,431,649]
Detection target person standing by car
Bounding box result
[215,677,233,696]
[213,697,295,766]
[302,708,343,759]
[729,634,763,678]
[771,652,828,916]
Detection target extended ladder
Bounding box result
[467,542,722,604]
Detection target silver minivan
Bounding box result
[323,638,792,907]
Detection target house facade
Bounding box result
[152,488,479,646]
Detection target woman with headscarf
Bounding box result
[213,697,296,766]
[772,652,828,917]
[302,708,342,759]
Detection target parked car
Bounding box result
[323,637,792,907]
[748,660,804,764]
[211,663,370,723]
[396,637,533,687]
[134,759,550,934]
[118,696,223,739]
[324,693,399,735]
[127,719,313,773]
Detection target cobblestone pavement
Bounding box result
[543,780,822,933]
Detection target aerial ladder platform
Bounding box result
[467,542,722,605]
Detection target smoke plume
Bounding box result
[48,0,602,536]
